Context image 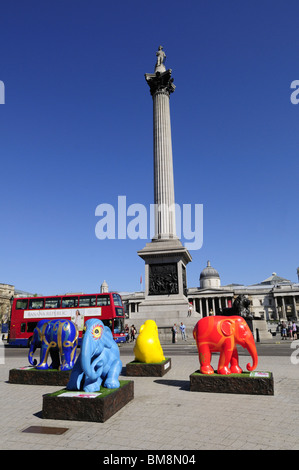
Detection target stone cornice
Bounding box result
[145,69,175,97]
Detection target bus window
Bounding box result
[45,298,61,309]
[112,294,123,306]
[16,299,28,310]
[97,295,110,306]
[79,296,96,307]
[61,297,78,308]
[102,319,113,331]
[29,298,44,309]
[21,323,26,333]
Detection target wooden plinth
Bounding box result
[9,367,71,386]
[190,371,274,395]
[126,358,171,377]
[42,380,134,423]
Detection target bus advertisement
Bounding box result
[8,292,127,346]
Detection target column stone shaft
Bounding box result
[153,90,176,239]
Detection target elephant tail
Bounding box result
[193,325,197,342]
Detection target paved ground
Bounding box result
[0,339,299,451]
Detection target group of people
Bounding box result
[171,322,187,343]
[125,324,137,342]
[280,321,297,340]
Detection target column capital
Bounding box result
[145,69,176,97]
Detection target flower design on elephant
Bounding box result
[91,324,104,340]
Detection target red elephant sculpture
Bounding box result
[193,315,258,375]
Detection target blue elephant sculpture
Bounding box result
[67,318,122,392]
[28,319,78,371]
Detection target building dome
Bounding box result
[100,280,109,293]
[200,261,221,288]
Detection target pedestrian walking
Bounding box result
[125,324,130,342]
[292,322,297,340]
[281,321,287,340]
[172,323,177,343]
[287,322,293,339]
[179,322,186,341]
[130,325,136,342]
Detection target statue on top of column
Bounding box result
[155,45,166,73]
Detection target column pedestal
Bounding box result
[134,238,193,330]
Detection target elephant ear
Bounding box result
[101,326,114,349]
[220,320,234,337]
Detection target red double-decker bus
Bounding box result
[8,292,127,346]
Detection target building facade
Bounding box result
[0,283,14,324]
[0,284,35,326]
[121,262,299,326]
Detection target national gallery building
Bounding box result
[121,262,299,324]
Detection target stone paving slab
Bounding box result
[0,349,299,451]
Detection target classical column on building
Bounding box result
[274,296,279,319]
[292,296,298,320]
[282,296,286,318]
[135,46,192,329]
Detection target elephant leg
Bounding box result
[69,343,78,368]
[217,347,232,375]
[66,357,84,390]
[197,344,214,374]
[60,346,75,371]
[83,375,103,392]
[230,347,243,374]
[35,343,50,370]
[103,359,122,389]
[49,347,60,369]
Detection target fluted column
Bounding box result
[145,68,177,240]
[153,90,176,238]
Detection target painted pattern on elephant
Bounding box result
[28,319,78,371]
[67,318,122,392]
[193,315,258,375]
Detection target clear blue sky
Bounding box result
[0,0,298,296]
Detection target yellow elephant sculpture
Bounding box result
[134,320,165,363]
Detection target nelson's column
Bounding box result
[133,46,195,332]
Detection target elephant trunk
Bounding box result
[245,335,258,372]
[80,331,101,381]
[28,339,37,366]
